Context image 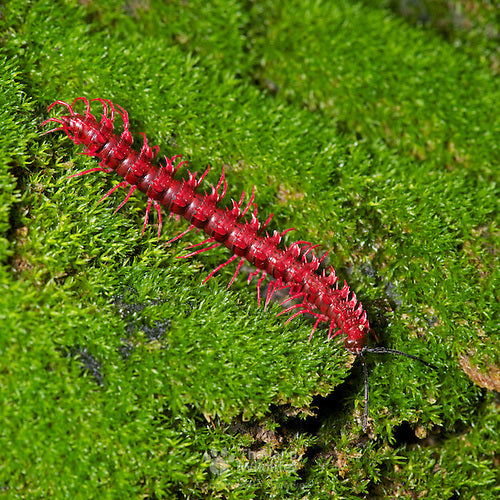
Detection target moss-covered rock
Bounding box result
[0,0,497,498]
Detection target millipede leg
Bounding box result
[202,254,238,284]
[98,181,128,204]
[226,257,245,289]
[47,100,74,115]
[114,185,137,213]
[165,225,195,245]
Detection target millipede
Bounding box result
[41,97,436,430]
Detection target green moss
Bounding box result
[0,0,498,498]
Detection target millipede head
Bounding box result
[345,335,368,353]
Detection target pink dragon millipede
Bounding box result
[41,97,435,430]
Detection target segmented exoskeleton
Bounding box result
[42,97,435,429]
[42,97,370,351]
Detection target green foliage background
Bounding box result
[0,0,498,498]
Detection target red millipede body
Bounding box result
[41,97,371,353]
